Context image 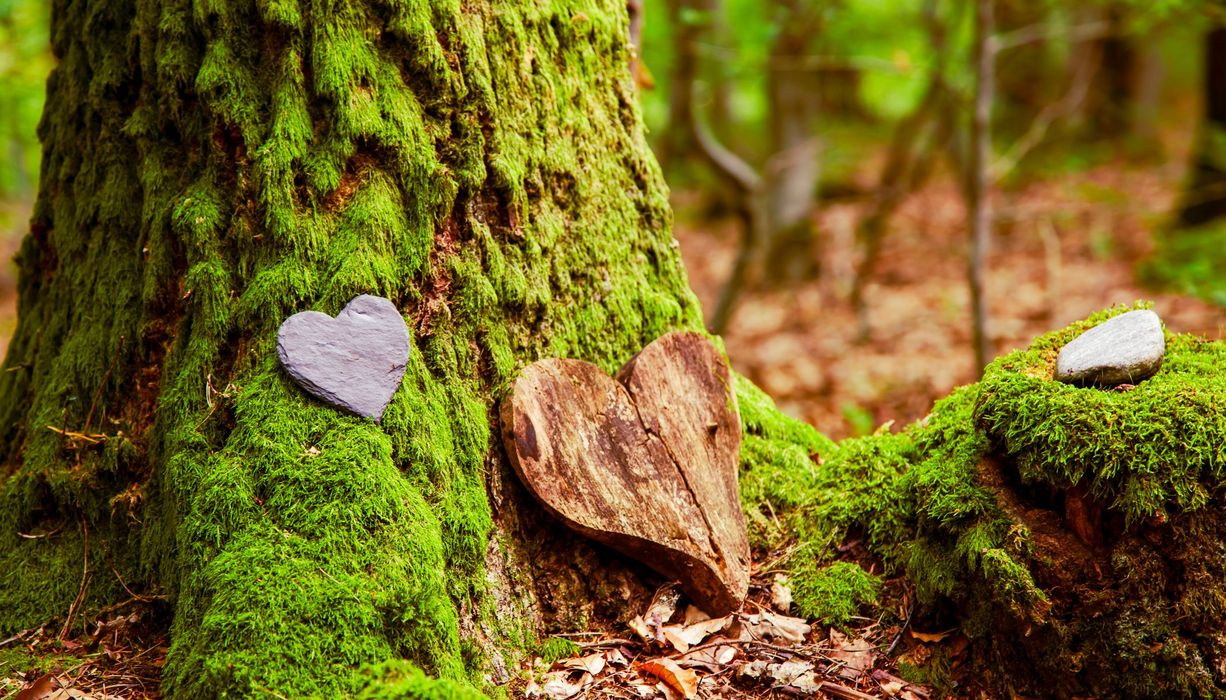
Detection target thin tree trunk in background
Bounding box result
[968,0,994,375]
[1177,27,1226,227]
[663,0,712,171]
[761,1,823,283]
[1081,7,1136,140]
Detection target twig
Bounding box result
[60,517,91,640]
[994,19,1113,53]
[885,600,916,656]
[818,680,882,700]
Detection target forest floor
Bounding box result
[676,158,1225,441]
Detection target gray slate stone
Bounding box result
[277,295,410,420]
[1055,309,1165,387]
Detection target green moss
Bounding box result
[789,561,881,627]
[537,637,581,664]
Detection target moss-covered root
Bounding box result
[0,0,703,697]
[741,306,1226,697]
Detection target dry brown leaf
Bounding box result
[682,604,710,626]
[641,658,699,699]
[828,631,876,680]
[561,652,606,676]
[606,647,629,666]
[771,575,793,613]
[541,671,586,700]
[679,639,738,672]
[909,628,955,643]
[628,615,655,643]
[14,674,55,700]
[661,615,732,652]
[880,680,906,696]
[737,610,811,644]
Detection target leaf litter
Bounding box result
[528,582,933,699]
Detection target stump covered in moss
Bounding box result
[743,306,1226,698]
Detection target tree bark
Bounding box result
[0,1,707,696]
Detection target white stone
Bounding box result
[1055,310,1165,386]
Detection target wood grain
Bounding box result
[500,331,750,615]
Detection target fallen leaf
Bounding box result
[14,674,55,700]
[738,610,810,645]
[682,605,710,626]
[628,615,655,643]
[909,628,955,643]
[641,658,699,699]
[880,680,906,695]
[789,670,822,694]
[771,575,793,613]
[561,652,606,676]
[644,585,681,628]
[768,659,814,685]
[736,659,769,681]
[541,672,585,700]
[679,638,738,672]
[661,615,731,652]
[828,631,876,680]
[606,647,629,666]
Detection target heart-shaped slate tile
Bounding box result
[500,331,750,615]
[277,295,410,421]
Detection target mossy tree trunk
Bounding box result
[0,1,715,696]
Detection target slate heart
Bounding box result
[276,295,410,421]
[500,331,750,615]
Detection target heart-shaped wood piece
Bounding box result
[501,331,750,614]
[277,295,410,421]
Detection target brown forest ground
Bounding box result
[676,159,1226,441]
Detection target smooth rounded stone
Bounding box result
[1055,309,1165,387]
[277,295,410,421]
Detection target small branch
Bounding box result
[60,517,91,640]
[994,19,1113,53]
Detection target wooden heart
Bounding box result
[500,332,750,614]
[276,295,410,421]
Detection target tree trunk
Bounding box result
[0,1,709,696]
[761,2,822,283]
[967,0,994,376]
[1177,27,1226,228]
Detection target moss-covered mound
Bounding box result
[744,306,1226,698]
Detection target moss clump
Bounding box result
[977,304,1226,523]
[789,561,881,627]
[537,637,581,664]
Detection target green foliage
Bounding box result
[0,0,49,198]
[1144,219,1226,308]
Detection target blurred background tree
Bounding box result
[0,0,49,355]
